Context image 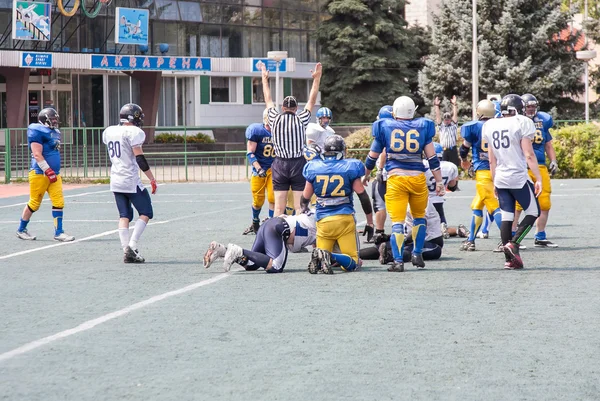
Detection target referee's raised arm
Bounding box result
[260,62,323,216]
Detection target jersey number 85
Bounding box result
[390,129,420,152]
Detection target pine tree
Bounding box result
[316,0,430,123]
[419,0,584,116]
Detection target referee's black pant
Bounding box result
[442,146,460,168]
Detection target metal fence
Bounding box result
[0,120,592,184]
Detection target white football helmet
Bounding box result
[393,96,416,119]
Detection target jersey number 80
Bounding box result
[107,141,121,158]
[389,129,420,153]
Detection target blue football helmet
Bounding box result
[316,107,332,127]
[521,93,539,118]
[433,142,443,158]
[378,105,393,120]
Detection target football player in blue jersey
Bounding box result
[16,108,75,242]
[458,99,503,251]
[301,135,374,274]
[243,109,276,235]
[363,96,445,272]
[513,94,558,248]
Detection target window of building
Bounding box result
[252,77,275,104]
[292,79,309,103]
[244,6,262,26]
[155,0,181,20]
[159,77,176,126]
[178,1,202,22]
[177,77,196,126]
[211,77,238,103]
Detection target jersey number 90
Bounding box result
[389,129,420,153]
[315,175,346,196]
[107,141,121,158]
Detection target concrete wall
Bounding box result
[405,0,442,27]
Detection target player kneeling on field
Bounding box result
[204,212,316,273]
[302,135,374,274]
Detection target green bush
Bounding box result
[154,132,215,144]
[551,123,600,178]
[345,127,372,160]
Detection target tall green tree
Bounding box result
[316,0,430,123]
[419,0,584,116]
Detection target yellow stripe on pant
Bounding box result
[27,170,64,211]
[316,214,359,262]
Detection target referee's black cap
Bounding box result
[283,96,298,108]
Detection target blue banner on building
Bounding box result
[91,55,211,72]
[252,58,287,73]
[115,7,149,45]
[20,52,52,68]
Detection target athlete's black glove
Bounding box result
[362,224,374,242]
[257,168,267,177]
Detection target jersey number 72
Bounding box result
[315,175,346,196]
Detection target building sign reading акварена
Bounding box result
[91,55,211,72]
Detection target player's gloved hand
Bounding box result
[436,182,446,197]
[150,179,158,194]
[45,168,57,183]
[468,164,475,178]
[257,168,267,178]
[373,232,389,246]
[548,160,559,175]
[362,224,374,242]
[375,170,384,185]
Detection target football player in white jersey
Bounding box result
[425,142,461,238]
[482,94,541,269]
[203,212,317,273]
[306,107,335,154]
[102,103,157,264]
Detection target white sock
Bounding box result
[128,219,147,250]
[118,228,130,252]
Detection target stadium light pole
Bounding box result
[472,0,479,120]
[268,51,288,109]
[576,50,597,122]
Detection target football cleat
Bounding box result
[124,246,145,263]
[223,243,243,272]
[457,224,469,238]
[54,232,75,242]
[460,240,476,251]
[308,248,322,274]
[534,239,558,248]
[242,221,259,235]
[378,242,394,265]
[411,253,425,269]
[203,241,227,268]
[503,242,523,269]
[387,261,404,272]
[317,249,334,274]
[441,223,450,239]
[16,229,36,240]
[492,241,504,253]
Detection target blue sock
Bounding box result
[52,208,63,235]
[482,212,490,234]
[252,207,261,222]
[268,209,274,218]
[412,218,427,254]
[330,253,357,271]
[535,231,546,240]
[492,208,502,230]
[468,210,484,242]
[18,219,29,232]
[390,223,405,263]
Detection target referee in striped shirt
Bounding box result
[260,62,322,216]
[434,95,460,168]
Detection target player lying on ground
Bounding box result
[360,198,444,264]
[204,212,316,273]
